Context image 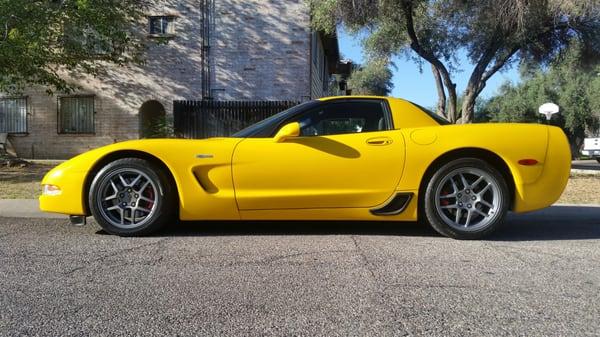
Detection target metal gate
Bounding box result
[173,100,299,139]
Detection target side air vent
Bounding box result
[370,193,413,216]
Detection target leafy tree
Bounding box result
[310,0,600,123]
[347,59,394,96]
[482,45,600,155]
[0,0,147,94]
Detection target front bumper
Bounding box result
[39,165,89,216]
[582,150,600,157]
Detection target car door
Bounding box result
[232,99,406,210]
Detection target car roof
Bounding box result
[318,96,414,105]
[318,95,387,101]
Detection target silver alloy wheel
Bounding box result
[96,168,159,229]
[434,167,503,232]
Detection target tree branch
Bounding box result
[431,64,446,117]
[401,1,458,122]
[478,46,520,93]
[2,15,18,42]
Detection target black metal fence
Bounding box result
[173,100,300,139]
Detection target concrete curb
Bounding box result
[0,199,65,219]
[554,203,600,208]
[571,169,600,175]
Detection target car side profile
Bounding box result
[40,96,571,239]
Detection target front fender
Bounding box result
[40,138,243,219]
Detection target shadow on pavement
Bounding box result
[160,220,439,238]
[493,205,600,241]
[96,206,600,241]
[572,160,599,171]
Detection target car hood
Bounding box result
[47,137,244,175]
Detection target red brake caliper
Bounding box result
[145,186,155,209]
[440,190,450,206]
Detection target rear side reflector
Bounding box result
[518,159,539,166]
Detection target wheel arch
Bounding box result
[417,148,516,213]
[83,150,180,215]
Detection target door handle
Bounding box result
[366,137,393,146]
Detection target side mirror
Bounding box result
[274,122,300,142]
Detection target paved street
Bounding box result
[1,206,599,336]
[572,159,600,171]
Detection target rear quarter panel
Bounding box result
[395,123,563,216]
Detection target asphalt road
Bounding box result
[1,206,599,337]
[572,159,600,171]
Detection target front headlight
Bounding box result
[42,184,62,196]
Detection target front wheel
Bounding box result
[423,158,510,239]
[89,158,176,236]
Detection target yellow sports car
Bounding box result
[40,96,571,239]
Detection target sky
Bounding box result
[338,30,522,109]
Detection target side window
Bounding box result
[298,101,388,136]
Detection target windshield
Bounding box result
[232,100,319,138]
[409,102,451,125]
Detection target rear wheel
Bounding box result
[423,158,509,239]
[89,158,175,236]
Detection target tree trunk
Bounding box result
[446,82,458,123]
[431,62,458,123]
[431,64,446,118]
[461,87,478,124]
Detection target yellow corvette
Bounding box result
[40,96,571,239]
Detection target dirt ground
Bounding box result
[0,163,55,199]
[0,163,598,204]
[558,174,600,205]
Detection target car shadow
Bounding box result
[287,137,361,158]
[160,220,439,238]
[96,206,600,241]
[491,205,600,241]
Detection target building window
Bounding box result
[0,97,27,134]
[148,16,176,36]
[58,96,95,134]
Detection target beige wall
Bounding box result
[211,0,312,101]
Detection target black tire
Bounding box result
[422,158,510,240]
[596,158,600,164]
[89,158,176,236]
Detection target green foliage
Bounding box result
[481,44,600,154]
[144,115,174,139]
[308,0,600,123]
[347,59,393,96]
[0,0,147,94]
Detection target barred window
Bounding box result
[58,96,95,134]
[0,97,27,134]
[148,16,176,36]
